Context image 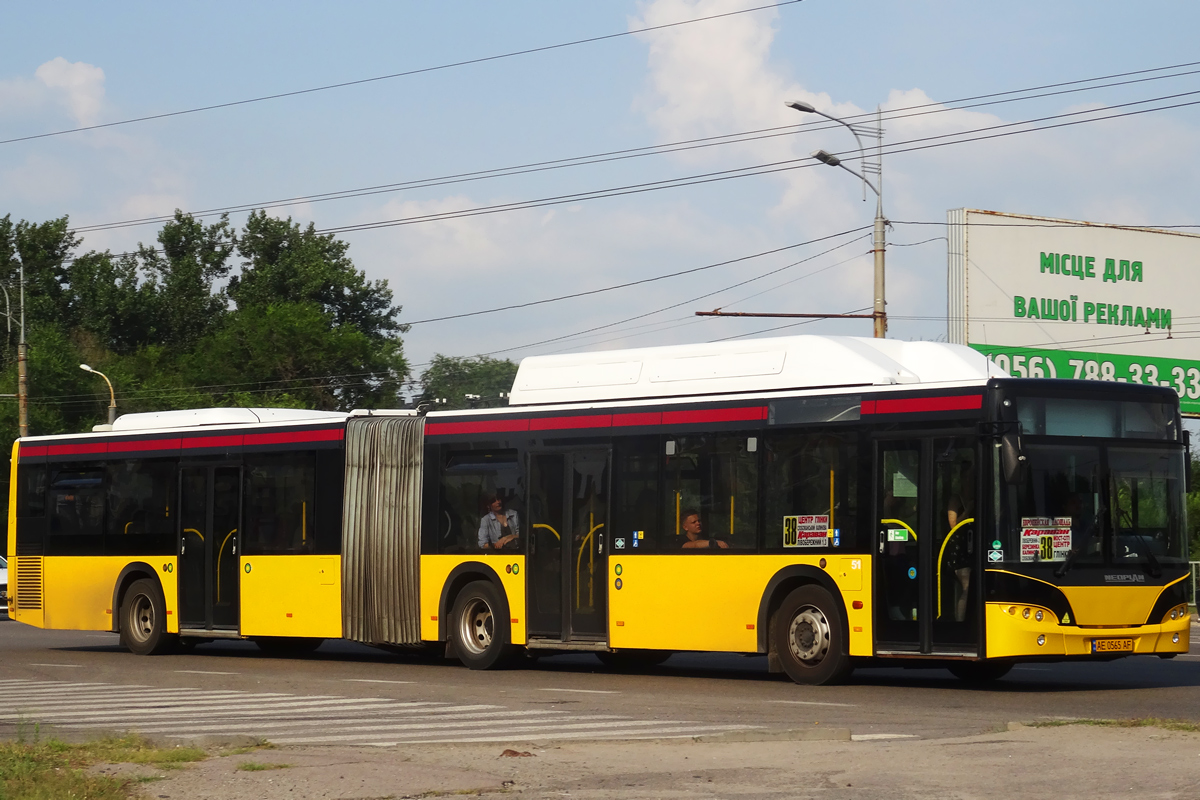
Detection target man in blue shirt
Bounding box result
[478,494,520,550]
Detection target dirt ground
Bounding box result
[111,723,1200,800]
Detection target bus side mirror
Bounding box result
[1186,430,1193,493]
[1000,433,1027,485]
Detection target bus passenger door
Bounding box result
[874,436,979,656]
[526,450,610,643]
[178,465,241,632]
[874,440,924,651]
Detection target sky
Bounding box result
[3,0,1200,393]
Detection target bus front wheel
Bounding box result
[119,578,178,656]
[451,580,513,670]
[773,585,852,685]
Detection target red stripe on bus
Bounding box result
[19,445,48,457]
[612,411,662,427]
[529,415,612,431]
[108,438,182,454]
[181,434,244,449]
[424,419,531,436]
[864,395,983,415]
[860,400,877,415]
[45,442,108,457]
[661,406,768,425]
[243,428,345,446]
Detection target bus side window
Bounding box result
[106,460,175,538]
[48,465,105,537]
[612,437,660,553]
[438,449,522,554]
[664,434,759,551]
[763,432,858,553]
[244,452,316,555]
[17,464,47,518]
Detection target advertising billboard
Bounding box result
[947,208,1200,414]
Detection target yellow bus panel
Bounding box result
[239,555,342,638]
[420,554,527,645]
[607,555,872,655]
[42,556,177,633]
[1058,583,1181,626]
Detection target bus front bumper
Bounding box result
[985,602,1190,659]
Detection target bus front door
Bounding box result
[527,450,610,643]
[178,466,242,632]
[874,436,979,656]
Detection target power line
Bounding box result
[58,84,1200,270]
[477,233,874,358]
[66,60,1200,235]
[405,226,869,325]
[0,1,804,148]
[305,89,1200,237]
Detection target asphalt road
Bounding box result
[2,616,1198,746]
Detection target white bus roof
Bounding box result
[109,407,348,432]
[508,335,1005,406]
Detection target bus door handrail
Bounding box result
[936,517,974,618]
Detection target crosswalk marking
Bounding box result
[0,679,757,745]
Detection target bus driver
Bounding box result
[680,510,729,549]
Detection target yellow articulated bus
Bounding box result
[6,335,1192,684]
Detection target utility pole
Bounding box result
[867,106,887,337]
[18,260,27,437]
[701,102,888,336]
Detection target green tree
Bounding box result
[189,302,404,410]
[231,211,403,341]
[0,209,411,441]
[135,211,235,351]
[418,355,518,410]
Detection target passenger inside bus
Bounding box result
[478,494,520,550]
[679,510,729,549]
[944,461,975,622]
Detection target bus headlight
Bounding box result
[1023,608,1031,619]
[1173,633,1180,644]
[1035,610,1044,622]
[1037,635,1046,646]
[1163,604,1189,624]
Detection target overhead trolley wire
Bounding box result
[66,60,1200,235]
[0,0,805,148]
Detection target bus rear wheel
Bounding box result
[948,661,1012,683]
[773,585,852,685]
[451,580,513,670]
[119,578,178,656]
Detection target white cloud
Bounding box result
[34,57,106,127]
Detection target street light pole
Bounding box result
[80,364,117,425]
[787,101,887,337]
[18,261,28,436]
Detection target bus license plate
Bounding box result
[1092,638,1133,653]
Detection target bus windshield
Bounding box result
[998,442,1188,569]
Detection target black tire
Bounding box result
[948,661,1012,683]
[254,637,324,656]
[772,584,852,685]
[119,578,178,656]
[596,650,671,670]
[450,580,514,670]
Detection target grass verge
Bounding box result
[0,734,206,800]
[1030,717,1200,733]
[236,760,292,771]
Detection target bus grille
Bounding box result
[14,557,43,610]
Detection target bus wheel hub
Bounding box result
[788,605,830,664]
